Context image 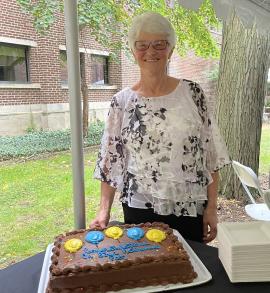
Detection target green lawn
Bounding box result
[259,124,270,173]
[0,148,123,269]
[0,125,269,269]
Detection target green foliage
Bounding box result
[78,0,130,60]
[259,126,270,174]
[85,121,105,145]
[0,121,104,161]
[127,0,220,58]
[16,0,220,59]
[16,0,62,33]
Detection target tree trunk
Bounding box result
[216,12,270,200]
[80,53,89,138]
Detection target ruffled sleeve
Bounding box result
[94,94,126,190]
[205,114,231,172]
[194,84,231,173]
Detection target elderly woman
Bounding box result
[90,12,230,243]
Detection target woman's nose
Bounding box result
[146,44,158,53]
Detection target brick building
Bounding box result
[0,0,218,136]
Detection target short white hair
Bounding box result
[128,12,176,50]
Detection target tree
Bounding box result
[216,11,270,200]
[17,0,220,138]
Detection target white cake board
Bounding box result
[38,230,212,293]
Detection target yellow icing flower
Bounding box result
[146,229,166,243]
[105,226,123,239]
[64,238,83,253]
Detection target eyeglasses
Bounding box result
[134,40,169,51]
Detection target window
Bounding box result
[60,50,83,84]
[0,43,29,82]
[59,50,68,84]
[91,55,109,85]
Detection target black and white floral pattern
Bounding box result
[94,80,230,217]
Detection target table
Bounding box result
[0,241,269,293]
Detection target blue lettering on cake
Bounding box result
[82,252,93,259]
[81,242,160,261]
[107,245,117,252]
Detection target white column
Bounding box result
[64,0,86,229]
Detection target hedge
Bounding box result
[0,121,104,161]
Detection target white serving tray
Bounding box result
[38,230,212,293]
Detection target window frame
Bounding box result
[90,54,109,86]
[0,42,30,84]
[59,49,83,85]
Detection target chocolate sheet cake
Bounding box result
[47,222,197,292]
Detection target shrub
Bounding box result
[0,121,104,161]
[85,121,105,146]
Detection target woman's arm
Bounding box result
[203,172,219,243]
[89,181,116,229]
[91,94,125,229]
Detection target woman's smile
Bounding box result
[143,58,160,62]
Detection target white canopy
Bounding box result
[177,0,270,35]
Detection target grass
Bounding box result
[0,148,123,269]
[259,124,270,174]
[0,125,269,269]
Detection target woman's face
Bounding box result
[132,32,173,74]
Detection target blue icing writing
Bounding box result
[83,247,98,254]
[98,251,108,258]
[125,245,160,254]
[85,231,104,245]
[107,253,126,261]
[107,245,118,252]
[82,252,93,259]
[127,227,145,240]
[81,242,160,262]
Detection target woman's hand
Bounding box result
[204,172,219,243]
[89,209,110,229]
[203,206,218,243]
[89,182,116,229]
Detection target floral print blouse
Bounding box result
[94,79,230,217]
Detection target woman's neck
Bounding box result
[134,73,170,97]
[132,74,179,97]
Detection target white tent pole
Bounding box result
[64,0,86,229]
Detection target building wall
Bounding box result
[121,51,140,88]
[169,51,219,112]
[0,0,121,135]
[0,0,219,135]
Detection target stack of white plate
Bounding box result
[217,221,270,282]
